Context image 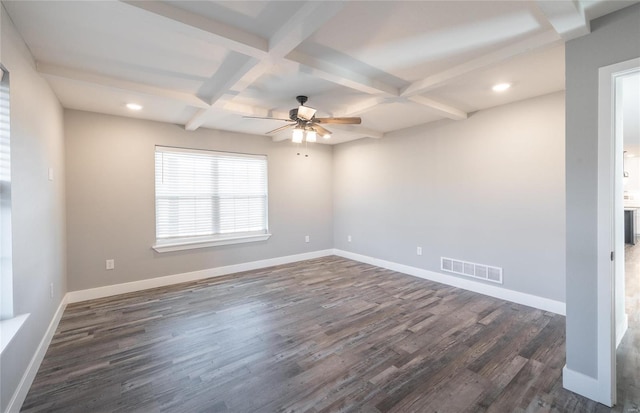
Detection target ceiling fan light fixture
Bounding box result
[292,128,304,143]
[297,105,317,121]
[306,129,317,142]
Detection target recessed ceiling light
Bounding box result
[492,83,511,92]
[126,103,143,111]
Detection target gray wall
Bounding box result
[0,6,67,412]
[64,110,333,291]
[565,3,640,378]
[334,91,566,302]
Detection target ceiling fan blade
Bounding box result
[243,116,292,122]
[311,124,333,138]
[297,105,317,121]
[266,123,295,135]
[314,117,362,125]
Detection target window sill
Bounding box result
[152,233,272,253]
[0,313,29,355]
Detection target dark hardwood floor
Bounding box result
[21,256,635,412]
[618,243,640,412]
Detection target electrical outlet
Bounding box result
[106,259,115,270]
[305,235,310,243]
[49,283,54,299]
[347,235,352,243]
[417,246,423,256]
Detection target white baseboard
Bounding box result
[562,365,612,407]
[5,295,68,413]
[67,249,335,303]
[333,249,566,315]
[616,313,629,348]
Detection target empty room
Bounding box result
[1,1,639,412]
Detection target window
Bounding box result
[0,65,28,356]
[153,146,270,252]
[1,65,13,320]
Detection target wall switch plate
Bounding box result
[417,246,423,256]
[106,259,115,270]
[347,235,352,242]
[48,168,54,181]
[305,235,310,243]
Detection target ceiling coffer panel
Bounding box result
[3,0,630,144]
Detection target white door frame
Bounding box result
[597,57,640,407]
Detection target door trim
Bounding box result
[596,57,640,407]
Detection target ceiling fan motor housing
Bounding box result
[290,95,311,121]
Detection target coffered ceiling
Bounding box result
[3,1,637,144]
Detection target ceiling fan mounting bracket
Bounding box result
[296,95,308,106]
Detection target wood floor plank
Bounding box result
[21,256,638,412]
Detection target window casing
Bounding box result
[153,146,270,252]
[1,65,13,320]
[0,65,27,357]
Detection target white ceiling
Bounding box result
[3,0,638,145]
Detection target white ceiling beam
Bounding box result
[268,1,346,57]
[205,1,346,100]
[287,50,400,97]
[408,96,468,121]
[119,1,269,59]
[37,62,210,109]
[222,101,288,119]
[536,0,590,41]
[186,1,346,131]
[197,53,259,104]
[402,30,562,97]
[221,1,347,98]
[336,97,386,117]
[185,60,283,130]
[185,98,288,131]
[185,109,210,131]
[330,124,384,139]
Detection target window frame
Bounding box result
[152,145,271,253]
[1,65,14,320]
[0,64,29,356]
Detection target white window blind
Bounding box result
[155,146,268,243]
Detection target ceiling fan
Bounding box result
[244,96,361,142]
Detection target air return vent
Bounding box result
[441,257,503,284]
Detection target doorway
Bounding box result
[597,58,640,407]
[618,70,640,409]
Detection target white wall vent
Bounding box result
[440,257,503,284]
